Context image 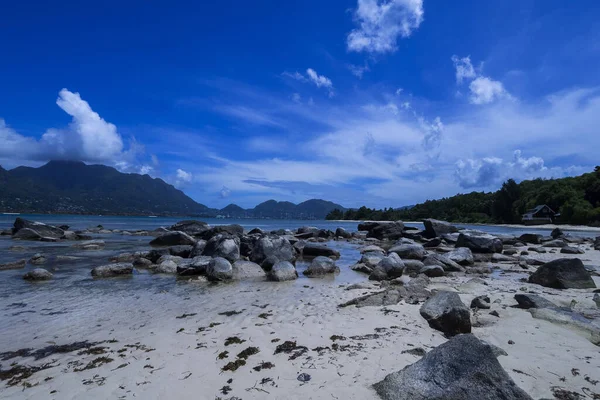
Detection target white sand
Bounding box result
[1,246,600,399]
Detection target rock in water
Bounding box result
[150,231,196,246]
[303,256,340,276]
[23,268,53,281]
[368,222,405,240]
[268,261,298,281]
[72,239,105,250]
[168,220,210,236]
[422,219,458,239]
[335,227,352,238]
[206,257,233,281]
[202,234,240,262]
[250,236,295,266]
[91,263,134,278]
[29,253,47,265]
[232,260,266,280]
[0,259,27,270]
[419,291,471,336]
[373,334,533,400]
[12,217,64,239]
[456,233,503,254]
[302,243,340,259]
[528,258,596,289]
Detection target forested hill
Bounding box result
[327,167,600,226]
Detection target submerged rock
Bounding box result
[419,291,471,336]
[0,259,26,270]
[150,231,196,246]
[91,263,133,278]
[268,261,298,281]
[528,258,596,289]
[373,334,533,400]
[29,253,47,265]
[304,256,339,276]
[72,239,105,250]
[23,268,53,281]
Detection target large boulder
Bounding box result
[594,236,600,250]
[250,236,295,266]
[446,247,474,266]
[360,252,385,268]
[528,258,596,289]
[422,219,458,239]
[420,265,444,277]
[202,234,240,262]
[12,218,64,239]
[150,231,196,246]
[335,227,352,238]
[368,222,405,240]
[232,260,266,280]
[168,220,210,236]
[379,253,405,279]
[206,257,233,281]
[189,240,208,257]
[177,256,212,276]
[268,261,298,281]
[456,233,503,254]
[388,244,426,260]
[23,268,53,281]
[168,245,193,258]
[200,224,244,240]
[304,256,340,276]
[302,243,340,259]
[423,253,464,272]
[91,263,133,278]
[12,228,43,240]
[518,233,543,244]
[419,291,471,336]
[373,334,533,400]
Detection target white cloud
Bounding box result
[348,63,370,78]
[220,186,232,198]
[347,0,424,54]
[282,68,334,97]
[454,157,503,188]
[469,76,509,104]
[395,88,404,95]
[451,55,476,84]
[175,168,193,187]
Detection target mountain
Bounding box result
[219,204,248,218]
[248,199,346,219]
[0,160,212,216]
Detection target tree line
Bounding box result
[327,167,600,226]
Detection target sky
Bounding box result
[1,0,600,209]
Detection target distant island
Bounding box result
[0,160,345,219]
[327,166,600,226]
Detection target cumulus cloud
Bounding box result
[220,186,232,198]
[175,168,193,187]
[347,0,424,54]
[469,77,509,104]
[451,55,476,84]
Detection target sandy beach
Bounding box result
[1,220,599,399]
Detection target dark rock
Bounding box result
[423,238,442,248]
[0,259,27,270]
[268,261,298,281]
[250,236,295,265]
[91,263,133,278]
[420,265,444,277]
[594,236,600,250]
[302,243,340,259]
[419,291,471,336]
[551,228,564,239]
[518,233,543,244]
[389,244,426,260]
[422,219,458,239]
[379,253,405,279]
[541,239,567,248]
[369,222,405,240]
[423,253,464,272]
[23,268,53,281]
[529,258,596,289]
[560,246,584,254]
[168,245,193,258]
[12,218,64,239]
[133,258,153,269]
[335,227,352,238]
[304,256,339,276]
[403,259,425,276]
[168,220,210,236]
[297,373,311,382]
[189,240,207,257]
[29,253,47,265]
[150,231,196,246]
[200,224,244,240]
[470,295,491,309]
[202,234,240,262]
[446,247,474,266]
[357,221,382,232]
[232,260,266,280]
[248,227,264,235]
[456,233,503,253]
[177,256,212,276]
[206,257,233,281]
[351,263,373,274]
[369,266,390,281]
[373,334,533,400]
[513,294,558,309]
[12,228,43,240]
[145,248,170,263]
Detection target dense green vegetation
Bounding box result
[327,167,600,226]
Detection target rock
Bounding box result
[423,253,464,272]
[403,259,425,276]
[419,291,471,336]
[156,260,178,273]
[518,233,543,244]
[373,334,533,400]
[202,234,240,262]
[368,221,405,240]
[168,220,210,236]
[351,263,373,274]
[12,218,64,239]
[335,227,352,238]
[360,252,385,268]
[423,238,442,248]
[379,253,405,279]
[471,295,491,309]
[420,265,444,277]
[346,282,378,290]
[23,268,53,281]
[422,219,458,239]
[529,258,596,289]
[133,258,153,269]
[250,236,295,266]
[503,249,518,256]
[62,231,92,241]
[360,245,385,254]
[446,247,474,266]
[304,256,340,276]
[91,263,134,278]
[189,240,208,257]
[268,261,298,281]
[389,244,426,260]
[248,227,264,235]
[369,266,390,281]
[200,224,244,240]
[513,294,558,309]
[491,253,516,262]
[466,266,493,274]
[150,231,196,246]
[594,293,600,308]
[177,256,212,276]
[206,257,233,281]
[29,253,47,265]
[232,261,266,280]
[456,233,503,253]
[12,228,43,240]
[560,246,584,254]
[168,245,193,258]
[145,248,170,263]
[0,259,27,270]
[527,247,546,253]
[302,243,340,259]
[594,236,600,250]
[441,233,460,243]
[340,288,404,308]
[541,239,567,248]
[551,227,564,239]
[156,254,184,265]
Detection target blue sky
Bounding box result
[1,0,600,209]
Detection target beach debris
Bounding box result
[224,337,246,346]
[222,359,246,372]
[0,363,56,387]
[252,362,275,372]
[74,356,114,372]
[176,313,197,319]
[219,310,244,317]
[236,347,259,360]
[401,348,426,357]
[297,373,311,382]
[273,341,308,360]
